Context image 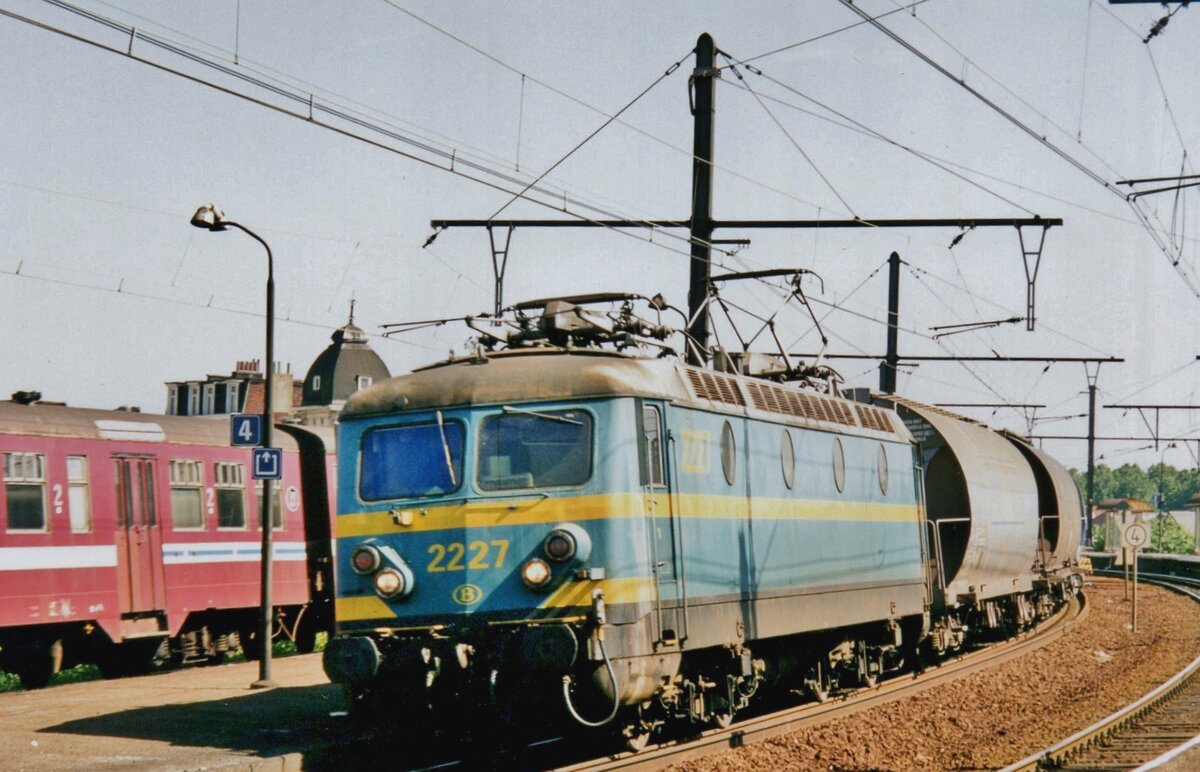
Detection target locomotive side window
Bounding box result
[360,420,465,500]
[877,444,889,496]
[477,409,592,491]
[67,455,92,532]
[642,406,665,487]
[781,430,795,489]
[255,479,283,530]
[720,421,737,486]
[214,462,247,529]
[832,437,846,493]
[4,451,46,531]
[169,460,205,530]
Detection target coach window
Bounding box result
[877,444,889,496]
[478,408,592,491]
[170,460,205,530]
[4,452,46,531]
[67,455,92,532]
[214,462,247,528]
[720,420,736,486]
[255,479,283,530]
[642,406,665,487]
[781,429,795,489]
[832,437,846,493]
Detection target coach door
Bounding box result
[113,456,167,613]
[643,403,684,646]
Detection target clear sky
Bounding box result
[1,0,1198,474]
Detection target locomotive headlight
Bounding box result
[374,562,415,600]
[543,523,592,564]
[374,569,404,597]
[543,531,576,562]
[350,544,382,575]
[520,558,553,590]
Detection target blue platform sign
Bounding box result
[230,414,262,447]
[252,447,283,480]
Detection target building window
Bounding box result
[214,462,246,529]
[311,375,322,393]
[202,383,216,415]
[226,381,240,413]
[167,385,180,415]
[356,375,372,391]
[4,452,46,531]
[170,460,205,530]
[255,480,284,530]
[187,384,200,416]
[67,455,91,532]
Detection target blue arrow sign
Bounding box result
[252,447,282,480]
[231,414,262,447]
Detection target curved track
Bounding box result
[551,592,1085,771]
[1001,573,1200,772]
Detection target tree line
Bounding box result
[1069,462,1200,512]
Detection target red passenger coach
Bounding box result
[0,399,334,688]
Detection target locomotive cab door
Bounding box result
[642,402,683,646]
[113,456,167,615]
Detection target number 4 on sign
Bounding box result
[230,415,262,447]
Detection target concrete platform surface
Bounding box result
[0,655,357,771]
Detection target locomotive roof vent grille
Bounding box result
[743,380,895,435]
[684,368,746,407]
[854,403,895,434]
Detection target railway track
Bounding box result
[388,589,1089,772]
[1001,574,1200,772]
[552,591,1087,772]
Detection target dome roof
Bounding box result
[302,317,391,406]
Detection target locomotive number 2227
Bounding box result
[426,540,510,572]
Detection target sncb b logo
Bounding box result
[452,584,483,606]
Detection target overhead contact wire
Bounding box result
[720,52,857,218]
[485,56,686,221]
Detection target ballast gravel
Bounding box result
[676,575,1200,771]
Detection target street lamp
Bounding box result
[190,203,277,689]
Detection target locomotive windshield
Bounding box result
[477,408,592,491]
[359,420,465,500]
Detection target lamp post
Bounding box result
[190,203,277,689]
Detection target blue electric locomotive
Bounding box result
[322,296,1080,748]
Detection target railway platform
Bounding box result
[0,654,354,770]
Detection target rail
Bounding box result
[559,588,1087,771]
[999,573,1200,772]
